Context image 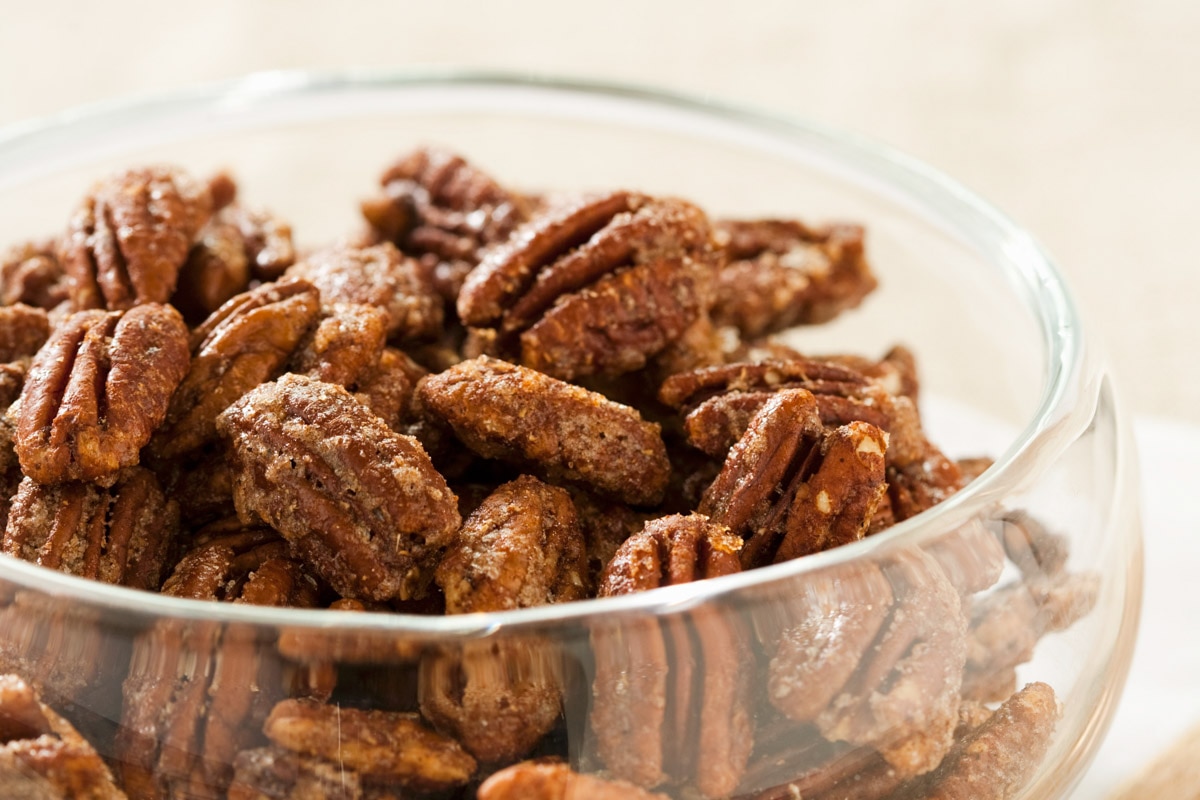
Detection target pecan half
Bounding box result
[286,302,388,390]
[0,674,126,799]
[435,475,588,613]
[350,346,424,431]
[591,514,751,797]
[62,166,213,311]
[417,356,670,506]
[0,304,51,363]
[0,239,69,311]
[218,374,461,602]
[2,467,177,590]
[360,147,531,303]
[229,746,361,800]
[711,218,877,337]
[286,243,442,341]
[457,191,717,380]
[698,389,888,567]
[15,304,189,484]
[151,277,320,460]
[261,698,476,792]
[479,760,671,800]
[116,530,320,799]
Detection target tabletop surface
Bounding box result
[1,3,1195,797]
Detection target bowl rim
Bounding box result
[0,68,1087,633]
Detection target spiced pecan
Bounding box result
[286,303,388,389]
[0,239,69,311]
[591,514,751,797]
[479,760,671,800]
[567,486,652,591]
[436,475,587,613]
[697,389,888,567]
[62,166,213,311]
[116,531,320,799]
[737,731,904,800]
[151,277,320,460]
[457,191,717,380]
[0,304,51,363]
[15,304,189,484]
[417,356,670,506]
[229,746,361,800]
[360,147,531,303]
[711,218,876,337]
[2,467,177,590]
[997,509,1070,579]
[277,598,425,668]
[261,698,476,792]
[924,519,1007,596]
[285,243,442,341]
[0,673,126,799]
[350,347,424,432]
[218,373,461,602]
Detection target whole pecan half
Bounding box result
[0,673,127,799]
[2,467,177,590]
[360,146,531,304]
[285,243,442,342]
[286,303,388,389]
[590,513,752,798]
[116,530,320,799]
[417,356,670,506]
[218,373,461,602]
[151,277,320,460]
[457,191,717,380]
[479,760,671,800]
[0,238,69,311]
[61,166,213,311]
[711,218,877,337]
[15,304,189,484]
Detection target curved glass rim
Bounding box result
[0,68,1085,634]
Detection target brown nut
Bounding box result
[116,531,320,799]
[591,514,751,797]
[151,277,321,460]
[435,475,588,614]
[0,304,51,363]
[417,356,670,506]
[2,467,177,591]
[711,218,877,337]
[0,673,126,799]
[360,146,531,303]
[229,746,361,800]
[218,373,461,602]
[286,303,388,390]
[286,243,442,341]
[458,191,717,380]
[62,166,213,311]
[262,697,476,792]
[479,760,671,800]
[15,304,189,484]
[0,238,69,311]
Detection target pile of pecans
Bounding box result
[0,149,1095,799]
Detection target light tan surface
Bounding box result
[1109,719,1200,799]
[2,0,1196,422]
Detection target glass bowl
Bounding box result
[0,71,1141,799]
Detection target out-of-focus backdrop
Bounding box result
[2,2,1196,796]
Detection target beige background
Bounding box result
[2,0,1196,423]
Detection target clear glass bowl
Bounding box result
[0,72,1141,799]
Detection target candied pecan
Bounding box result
[278,598,425,668]
[62,166,213,311]
[0,674,126,799]
[116,532,320,799]
[285,243,442,341]
[15,304,189,484]
[361,147,531,303]
[457,191,717,380]
[2,467,177,590]
[711,218,876,337]
[591,514,752,797]
[738,732,904,800]
[0,304,50,363]
[287,303,388,388]
[479,760,671,800]
[897,683,1059,800]
[420,637,564,765]
[0,239,69,311]
[436,475,587,613]
[698,390,888,567]
[956,455,994,484]
[417,356,670,506]
[229,746,361,800]
[151,277,320,460]
[218,374,461,602]
[263,698,476,791]
[157,447,237,528]
[997,509,1070,578]
[350,347,424,431]
[566,486,652,590]
[924,519,1006,596]
[820,344,920,405]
